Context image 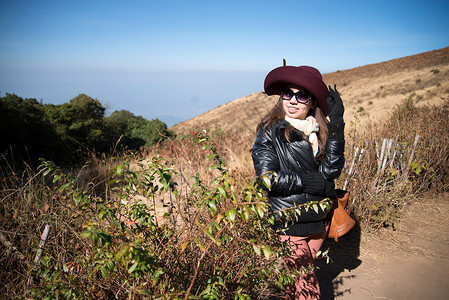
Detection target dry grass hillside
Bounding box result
[170,47,449,135]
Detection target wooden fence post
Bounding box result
[404,134,420,178]
[34,224,50,264]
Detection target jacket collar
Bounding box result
[276,119,304,141]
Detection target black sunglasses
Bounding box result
[281,88,311,104]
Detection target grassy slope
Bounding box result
[170,47,449,135]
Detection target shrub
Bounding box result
[342,98,449,229]
[3,132,329,299]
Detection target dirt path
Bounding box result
[316,193,449,300]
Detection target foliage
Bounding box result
[0,93,63,167]
[44,94,106,162]
[0,93,172,167]
[1,97,448,298]
[105,110,172,150]
[1,131,335,299]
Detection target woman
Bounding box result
[251,61,345,299]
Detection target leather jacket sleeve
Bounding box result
[320,122,345,180]
[251,126,306,195]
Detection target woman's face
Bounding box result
[282,85,314,120]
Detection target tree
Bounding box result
[105,111,172,150]
[104,110,145,150]
[44,94,107,159]
[144,118,170,147]
[0,93,62,167]
[1,92,173,167]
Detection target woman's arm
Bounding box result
[320,86,346,180]
[320,124,345,180]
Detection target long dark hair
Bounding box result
[256,95,329,161]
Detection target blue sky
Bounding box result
[1,0,448,126]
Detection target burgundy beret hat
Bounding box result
[264,61,330,116]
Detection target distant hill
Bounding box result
[170,47,449,135]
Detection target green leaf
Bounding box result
[107,179,119,187]
[81,230,92,238]
[116,245,130,260]
[256,203,264,218]
[92,233,99,246]
[101,266,109,278]
[319,202,328,211]
[252,245,261,255]
[262,175,271,190]
[59,182,71,192]
[128,262,139,273]
[137,288,152,296]
[152,269,164,284]
[98,210,108,220]
[262,246,272,259]
[116,164,124,176]
[208,199,217,212]
[227,208,236,222]
[230,185,238,204]
[217,186,226,197]
[52,174,62,183]
[107,260,115,271]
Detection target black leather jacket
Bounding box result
[251,119,345,235]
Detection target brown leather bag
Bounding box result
[328,189,355,242]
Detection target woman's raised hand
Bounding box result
[326,85,344,124]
